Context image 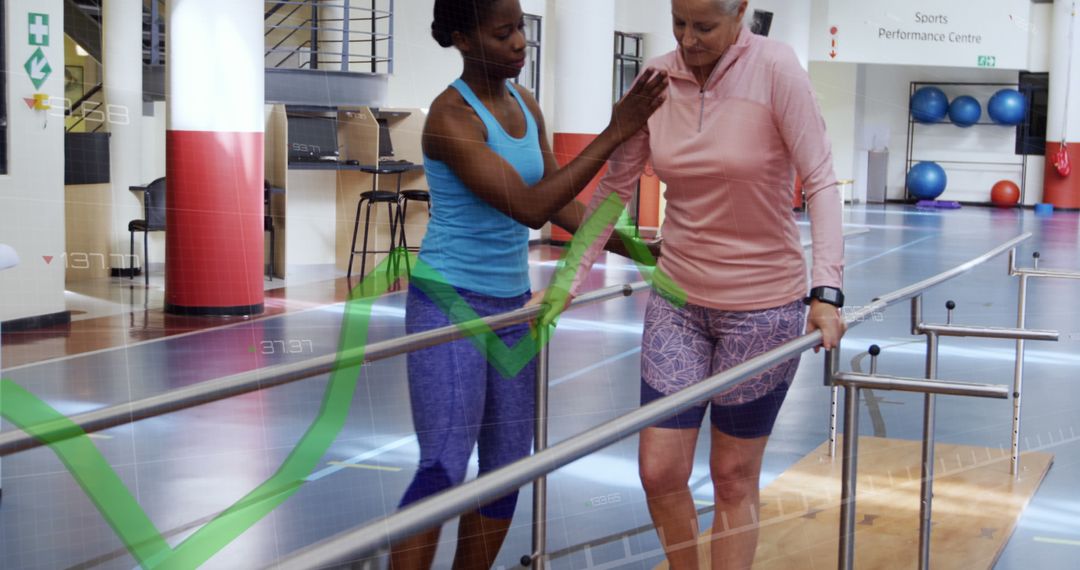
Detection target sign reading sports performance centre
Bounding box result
[813,0,1032,69]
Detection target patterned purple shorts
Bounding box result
[641,292,806,407]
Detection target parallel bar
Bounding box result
[1012,274,1029,476]
[838,386,860,570]
[529,327,551,570]
[918,333,939,570]
[869,233,1032,310]
[831,373,1008,399]
[825,349,839,457]
[0,283,645,457]
[1011,267,1080,280]
[827,386,839,458]
[910,295,923,336]
[269,330,824,570]
[271,233,1033,569]
[916,323,1058,341]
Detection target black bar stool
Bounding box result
[347,162,422,279]
[348,190,402,280]
[396,189,431,251]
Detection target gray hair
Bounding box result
[713,0,744,16]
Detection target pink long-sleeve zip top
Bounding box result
[570,26,844,311]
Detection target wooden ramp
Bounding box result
[655,437,1052,569]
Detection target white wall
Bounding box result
[385,0,462,110]
[749,0,810,68]
[809,61,858,185]
[615,0,676,61]
[861,64,1041,204]
[0,0,68,323]
[386,0,551,113]
[1028,2,1052,74]
[141,101,167,263]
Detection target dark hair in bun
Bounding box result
[431,0,500,48]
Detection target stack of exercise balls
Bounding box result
[908,87,1029,203]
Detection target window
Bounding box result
[1,0,8,174]
[613,32,644,101]
[1016,72,1048,156]
[613,32,646,235]
[515,14,542,99]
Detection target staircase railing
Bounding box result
[264,0,393,73]
[65,83,107,133]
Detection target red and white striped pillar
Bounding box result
[165,0,265,315]
[550,0,616,242]
[1045,0,1080,209]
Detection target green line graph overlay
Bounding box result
[0,193,684,568]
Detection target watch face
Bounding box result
[812,287,843,306]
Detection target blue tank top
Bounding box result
[417,79,544,297]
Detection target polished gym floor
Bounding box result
[0,204,1077,569]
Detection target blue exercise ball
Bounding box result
[910,87,949,123]
[948,95,982,127]
[987,89,1027,125]
[907,162,948,200]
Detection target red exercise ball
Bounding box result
[991,180,1020,207]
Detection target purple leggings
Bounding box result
[398,281,535,520]
[640,292,805,438]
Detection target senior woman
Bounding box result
[561,0,846,567]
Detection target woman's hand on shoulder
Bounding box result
[606,69,669,142]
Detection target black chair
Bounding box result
[264,181,277,281]
[128,177,166,286]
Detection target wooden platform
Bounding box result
[656,437,1053,569]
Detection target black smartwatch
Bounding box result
[805,286,844,308]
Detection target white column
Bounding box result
[1044,0,1080,208]
[103,0,145,272]
[0,244,19,495]
[1047,1,1080,145]
[554,0,615,134]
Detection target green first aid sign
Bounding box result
[29,13,50,46]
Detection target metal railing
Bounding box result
[65,83,107,133]
[0,282,646,457]
[1,232,1043,569]
[1006,250,1080,475]
[264,0,394,73]
[268,232,1033,569]
[832,275,1058,570]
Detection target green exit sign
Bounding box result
[978,55,997,68]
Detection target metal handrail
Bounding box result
[66,100,107,134]
[832,372,1009,398]
[0,282,647,457]
[263,0,393,71]
[268,232,1032,569]
[65,83,104,117]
